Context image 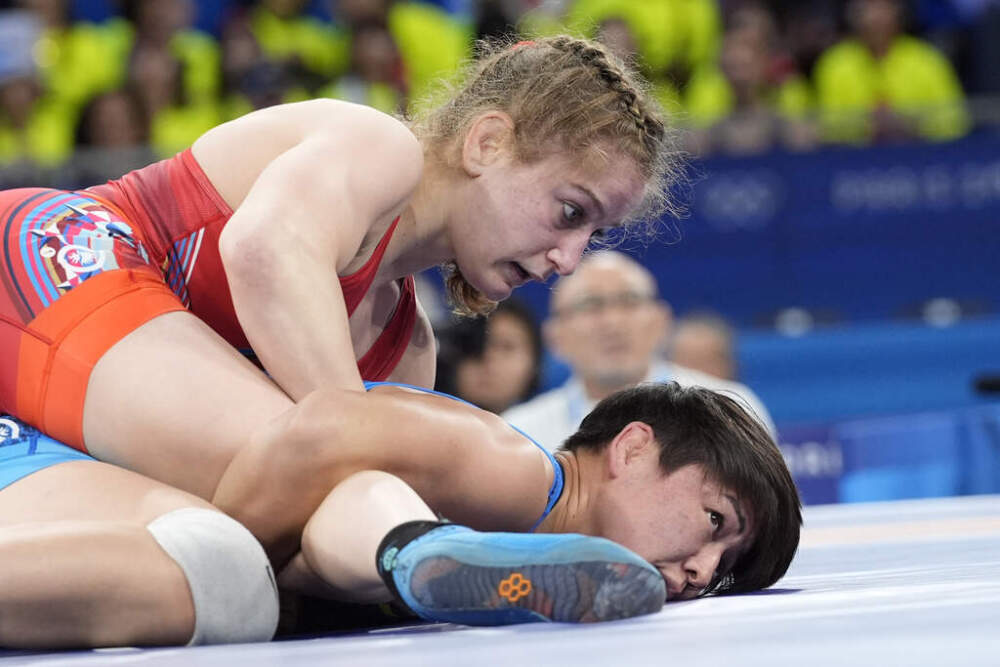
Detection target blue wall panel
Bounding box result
[514,132,1000,326]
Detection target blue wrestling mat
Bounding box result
[2,494,998,666]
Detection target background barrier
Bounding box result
[514,132,1000,326]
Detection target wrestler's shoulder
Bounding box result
[209,100,419,155]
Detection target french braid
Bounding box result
[546,36,666,156]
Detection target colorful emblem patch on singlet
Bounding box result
[0,416,24,445]
[30,202,149,292]
[0,415,37,451]
[0,414,96,490]
[2,190,156,320]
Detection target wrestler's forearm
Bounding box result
[211,390,384,564]
[211,444,353,567]
[222,235,365,399]
[211,428,310,565]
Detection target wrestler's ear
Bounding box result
[606,422,655,479]
[461,111,515,177]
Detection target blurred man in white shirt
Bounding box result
[503,251,774,451]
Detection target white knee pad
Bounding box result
[146,508,279,646]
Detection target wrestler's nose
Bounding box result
[546,230,591,276]
[683,543,725,592]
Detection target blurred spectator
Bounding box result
[593,14,638,61]
[332,0,471,108]
[813,0,970,144]
[503,251,774,451]
[679,0,724,80]
[474,0,523,40]
[685,2,815,155]
[219,10,305,121]
[514,0,567,38]
[112,0,222,105]
[126,45,218,157]
[0,73,75,170]
[780,0,840,79]
[219,9,265,120]
[18,0,120,109]
[250,0,346,91]
[240,61,301,111]
[563,0,721,93]
[319,20,408,115]
[62,87,156,187]
[59,0,225,157]
[75,88,148,149]
[435,299,543,415]
[595,16,682,115]
[668,310,737,381]
[0,10,74,169]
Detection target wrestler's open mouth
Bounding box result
[512,262,531,282]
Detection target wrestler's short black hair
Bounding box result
[561,381,801,595]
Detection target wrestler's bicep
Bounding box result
[439,440,551,530]
[382,409,549,529]
[285,390,547,529]
[220,107,423,269]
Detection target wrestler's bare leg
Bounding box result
[284,471,667,626]
[0,522,195,649]
[281,470,436,604]
[0,460,214,648]
[82,311,295,499]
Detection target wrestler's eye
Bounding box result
[590,228,609,242]
[562,201,583,223]
[708,510,724,533]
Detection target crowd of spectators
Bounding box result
[0,0,995,186]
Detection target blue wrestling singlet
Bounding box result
[363,382,565,531]
[0,415,96,491]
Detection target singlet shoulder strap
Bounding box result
[340,217,401,315]
[356,275,416,381]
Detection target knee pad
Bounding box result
[146,508,279,645]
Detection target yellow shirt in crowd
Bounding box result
[813,35,969,143]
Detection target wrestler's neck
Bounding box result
[536,450,604,536]
[380,157,465,278]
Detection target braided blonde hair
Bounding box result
[411,35,682,316]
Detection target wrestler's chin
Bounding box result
[473,270,514,302]
[486,283,514,301]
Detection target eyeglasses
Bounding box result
[555,291,655,317]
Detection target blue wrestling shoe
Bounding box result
[376,522,666,626]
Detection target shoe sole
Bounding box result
[393,532,665,626]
